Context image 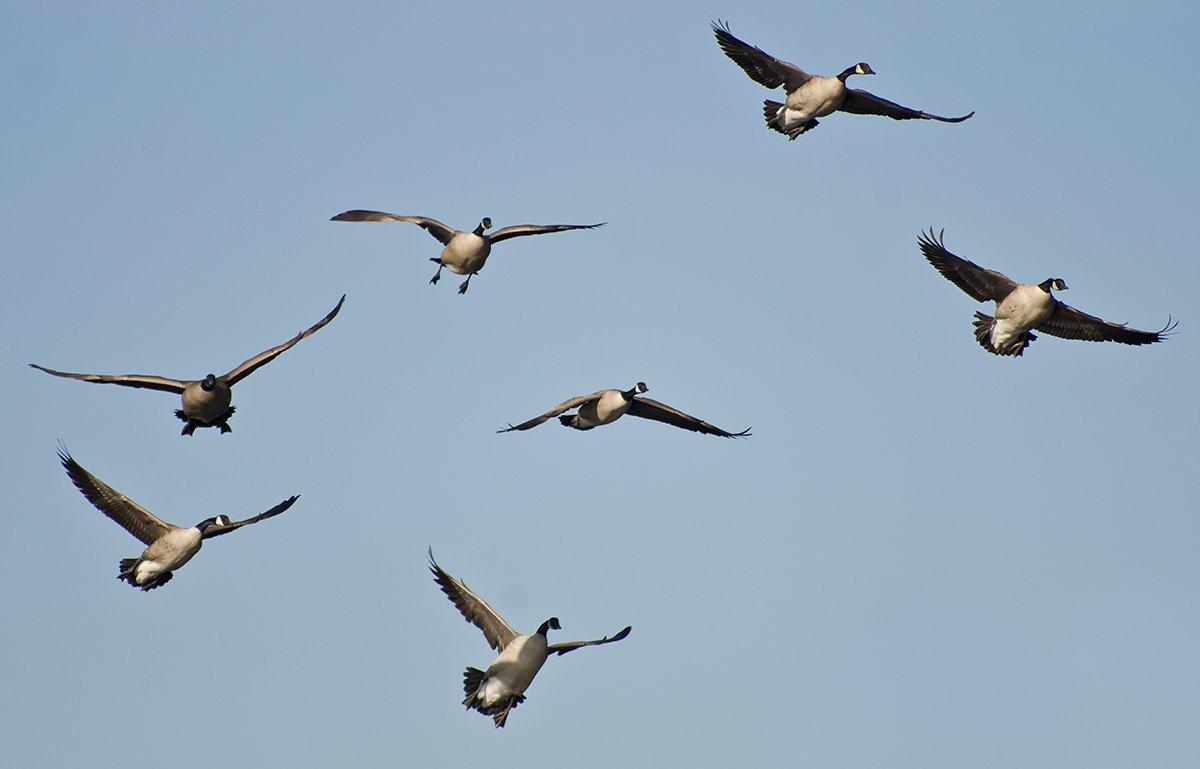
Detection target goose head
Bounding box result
[623,381,649,399]
[838,62,874,81]
[474,217,493,236]
[196,514,231,534]
[537,617,561,636]
[1038,278,1068,293]
[200,374,218,391]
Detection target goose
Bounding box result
[30,295,344,435]
[498,381,751,437]
[57,447,297,591]
[329,210,605,294]
[429,549,631,728]
[711,20,973,139]
[919,228,1177,356]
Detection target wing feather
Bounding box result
[201,496,299,539]
[497,391,607,433]
[710,20,810,91]
[223,295,345,385]
[30,365,186,394]
[840,89,974,123]
[1037,305,1177,346]
[429,550,518,652]
[918,229,1017,303]
[625,397,750,438]
[58,447,174,546]
[487,222,606,245]
[330,210,459,246]
[548,625,632,656]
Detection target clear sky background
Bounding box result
[2,1,1197,767]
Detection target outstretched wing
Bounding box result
[330,210,459,246]
[548,625,632,656]
[497,391,606,433]
[918,228,1017,303]
[58,447,174,546]
[202,495,299,539]
[30,364,186,394]
[223,295,345,385]
[840,89,974,123]
[429,549,519,652]
[487,222,606,245]
[626,397,751,438]
[710,20,810,91]
[1037,305,1177,346]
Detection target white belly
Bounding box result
[181,382,232,422]
[592,390,632,424]
[480,634,549,706]
[785,77,846,121]
[441,233,490,275]
[138,528,203,583]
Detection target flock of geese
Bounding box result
[31,20,1177,730]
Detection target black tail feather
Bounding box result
[117,558,171,591]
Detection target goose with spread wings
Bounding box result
[711,20,973,139]
[58,447,297,591]
[330,210,604,294]
[919,229,1176,356]
[498,381,751,437]
[429,550,630,728]
[31,295,344,435]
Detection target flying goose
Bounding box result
[498,382,751,437]
[711,20,973,139]
[329,210,605,294]
[429,549,631,728]
[57,447,297,591]
[919,229,1177,356]
[30,295,345,435]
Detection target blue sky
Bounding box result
[2,1,1197,767]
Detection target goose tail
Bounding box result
[973,311,1033,357]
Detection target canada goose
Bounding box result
[711,20,973,139]
[329,210,604,294]
[498,382,751,437]
[919,229,1177,356]
[30,295,344,435]
[429,549,630,728]
[57,447,297,591]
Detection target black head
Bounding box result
[481,217,493,230]
[537,617,561,635]
[201,374,217,391]
[195,514,230,534]
[623,381,649,399]
[838,62,875,80]
[1039,278,1068,292]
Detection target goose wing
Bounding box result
[626,397,751,438]
[201,495,299,540]
[30,364,186,394]
[918,229,1017,303]
[548,625,632,656]
[330,210,459,246]
[58,447,174,546]
[710,20,810,91]
[487,222,606,245]
[429,550,518,652]
[222,295,345,385]
[840,89,974,123]
[1037,305,1177,346]
[497,391,607,433]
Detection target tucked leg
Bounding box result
[458,273,474,294]
[429,258,443,285]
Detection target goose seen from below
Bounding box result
[58,447,297,591]
[498,381,751,437]
[711,20,973,139]
[30,294,345,435]
[919,228,1177,356]
[429,549,631,728]
[330,209,604,294]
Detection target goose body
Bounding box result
[919,228,1176,356]
[712,20,973,139]
[58,448,297,590]
[499,382,751,437]
[30,295,344,435]
[330,209,604,294]
[429,550,630,728]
